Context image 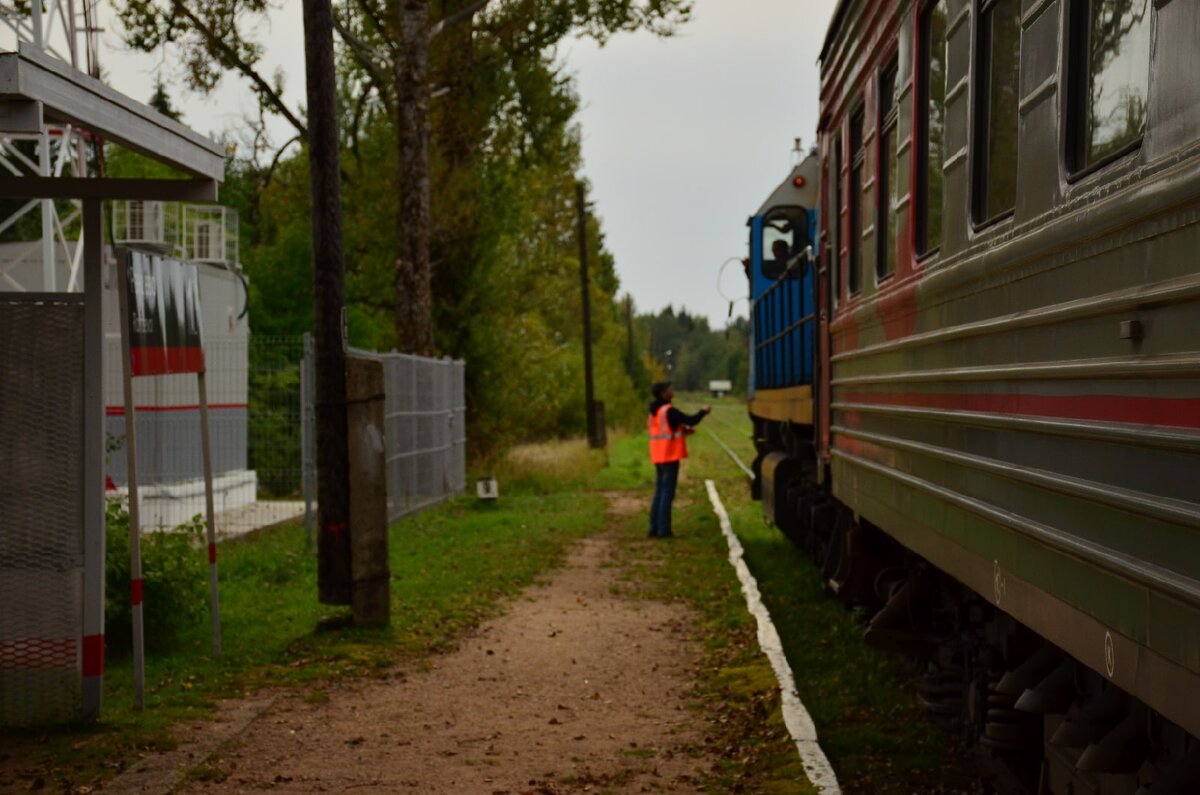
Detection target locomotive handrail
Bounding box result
[757,313,816,349]
[751,244,816,390]
[751,245,813,310]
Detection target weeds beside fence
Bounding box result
[248,336,305,500]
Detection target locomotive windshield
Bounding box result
[761,206,809,279]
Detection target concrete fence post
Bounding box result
[346,355,390,626]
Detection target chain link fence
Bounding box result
[370,350,466,521]
[304,347,467,523]
[1,297,85,725]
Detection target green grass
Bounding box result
[3,485,607,792]
[671,403,975,794]
[603,428,816,794]
[7,400,970,794]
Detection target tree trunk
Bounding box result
[394,0,434,355]
[431,0,480,353]
[302,0,352,605]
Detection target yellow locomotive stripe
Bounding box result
[749,385,814,425]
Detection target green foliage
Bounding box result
[641,307,749,392]
[246,340,303,498]
[112,0,695,453]
[671,411,980,793]
[105,142,190,181]
[104,498,207,655]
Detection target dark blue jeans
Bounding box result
[649,461,680,537]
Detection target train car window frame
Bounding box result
[916,0,948,258]
[761,206,810,281]
[877,58,900,283]
[848,104,865,296]
[830,135,842,308]
[972,0,1021,228]
[1065,0,1153,179]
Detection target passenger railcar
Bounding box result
[748,0,1200,791]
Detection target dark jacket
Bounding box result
[648,399,708,432]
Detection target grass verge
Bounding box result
[7,404,973,794]
[1,475,607,792]
[604,426,816,794]
[675,401,980,794]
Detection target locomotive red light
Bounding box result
[793,176,806,188]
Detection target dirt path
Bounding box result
[109,521,712,794]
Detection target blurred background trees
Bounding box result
[113,0,748,454]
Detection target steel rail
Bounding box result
[705,425,754,481]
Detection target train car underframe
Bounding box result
[752,415,1200,795]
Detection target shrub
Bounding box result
[104,498,208,655]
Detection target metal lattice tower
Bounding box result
[0,0,100,293]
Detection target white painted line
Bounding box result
[705,479,842,794]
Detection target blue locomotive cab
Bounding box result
[748,152,820,403]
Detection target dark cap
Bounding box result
[651,381,672,399]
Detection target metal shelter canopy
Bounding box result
[0,41,224,197]
[0,40,224,723]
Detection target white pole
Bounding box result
[116,254,146,710]
[81,199,104,718]
[197,369,222,657]
[31,0,56,292]
[30,0,44,46]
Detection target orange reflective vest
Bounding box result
[648,404,687,463]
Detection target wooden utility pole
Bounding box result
[576,182,600,448]
[625,296,635,378]
[303,0,352,605]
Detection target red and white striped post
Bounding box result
[197,369,222,657]
[81,198,105,718]
[115,254,147,710]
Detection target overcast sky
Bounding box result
[73,0,838,330]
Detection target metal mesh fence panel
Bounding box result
[335,350,467,522]
[247,336,304,500]
[0,297,85,726]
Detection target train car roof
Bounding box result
[819,0,854,65]
[755,152,820,216]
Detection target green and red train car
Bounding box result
[747,0,1200,791]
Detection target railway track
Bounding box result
[705,425,754,481]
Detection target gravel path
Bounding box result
[109,520,711,794]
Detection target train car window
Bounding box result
[849,107,865,295]
[973,0,1021,225]
[917,0,948,255]
[878,60,899,280]
[1067,0,1152,174]
[831,137,842,307]
[761,207,809,280]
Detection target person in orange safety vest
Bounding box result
[647,381,711,538]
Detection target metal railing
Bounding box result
[752,249,816,390]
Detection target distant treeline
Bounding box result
[637,307,749,397]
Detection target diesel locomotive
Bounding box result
[747,1,1200,791]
